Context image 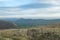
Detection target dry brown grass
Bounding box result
[0,27,59,40]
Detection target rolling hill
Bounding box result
[15,18,60,27]
[0,20,17,29]
[0,18,60,28]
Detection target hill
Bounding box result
[0,18,60,28]
[0,20,17,29]
[0,26,60,40]
[15,18,60,28]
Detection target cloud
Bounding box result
[20,3,53,9]
[0,13,60,19]
[0,0,60,19]
[36,0,60,5]
[0,0,59,7]
[0,6,60,19]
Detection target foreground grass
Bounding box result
[0,27,60,40]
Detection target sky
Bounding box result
[0,0,60,19]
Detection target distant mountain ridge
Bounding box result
[15,18,60,28]
[0,18,60,28]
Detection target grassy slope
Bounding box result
[0,23,60,40]
[0,27,60,40]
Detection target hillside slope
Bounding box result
[0,24,60,40]
[15,18,60,27]
[0,20,17,29]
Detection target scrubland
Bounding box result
[0,27,60,40]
